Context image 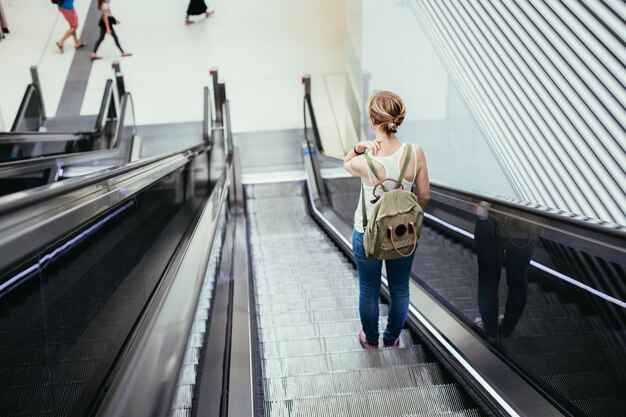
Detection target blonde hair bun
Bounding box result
[367,91,405,135]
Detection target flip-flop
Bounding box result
[121,52,132,57]
[75,42,87,49]
[90,55,102,61]
[55,41,64,53]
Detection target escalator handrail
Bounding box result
[0,88,129,180]
[96,88,232,417]
[10,83,45,132]
[93,78,116,133]
[303,92,626,242]
[0,93,203,217]
[96,164,231,417]
[203,86,211,144]
[3,79,116,140]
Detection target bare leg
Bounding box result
[71,30,81,46]
[58,27,75,45]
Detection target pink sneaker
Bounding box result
[359,330,378,350]
[383,338,399,348]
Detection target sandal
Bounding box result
[55,41,64,53]
[121,52,132,57]
[75,42,87,49]
[90,55,102,61]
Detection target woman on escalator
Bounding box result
[343,91,430,349]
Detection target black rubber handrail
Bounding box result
[92,78,116,134]
[10,83,45,132]
[0,93,207,216]
[95,103,232,417]
[3,79,116,141]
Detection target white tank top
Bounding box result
[354,143,418,233]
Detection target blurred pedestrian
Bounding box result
[91,0,131,60]
[55,0,86,52]
[185,0,214,25]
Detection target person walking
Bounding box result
[185,0,214,25]
[343,91,430,349]
[55,0,86,52]
[91,0,131,61]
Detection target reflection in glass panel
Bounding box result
[412,210,626,417]
[0,174,186,416]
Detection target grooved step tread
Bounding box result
[263,385,475,417]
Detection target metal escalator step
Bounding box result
[262,345,427,378]
[255,274,357,293]
[170,409,191,417]
[182,347,200,366]
[262,338,326,358]
[326,345,427,373]
[263,384,472,417]
[256,300,311,316]
[263,363,450,402]
[259,311,313,327]
[261,328,417,359]
[307,296,358,311]
[171,383,193,410]
[312,305,388,323]
[260,323,318,342]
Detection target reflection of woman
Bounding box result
[185,0,214,25]
[344,91,430,349]
[474,218,536,342]
[91,0,131,61]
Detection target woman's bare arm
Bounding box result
[414,145,430,208]
[343,141,379,178]
[103,10,111,33]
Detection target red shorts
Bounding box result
[58,7,78,29]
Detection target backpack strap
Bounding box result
[364,151,388,192]
[361,183,367,229]
[397,143,412,188]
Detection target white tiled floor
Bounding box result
[0,0,349,136]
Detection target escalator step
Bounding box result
[262,345,427,378]
[261,328,416,359]
[263,363,449,401]
[263,385,472,417]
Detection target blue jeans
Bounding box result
[475,219,535,338]
[352,229,416,345]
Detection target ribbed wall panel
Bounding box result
[409,0,626,225]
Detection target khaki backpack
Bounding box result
[361,144,424,260]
